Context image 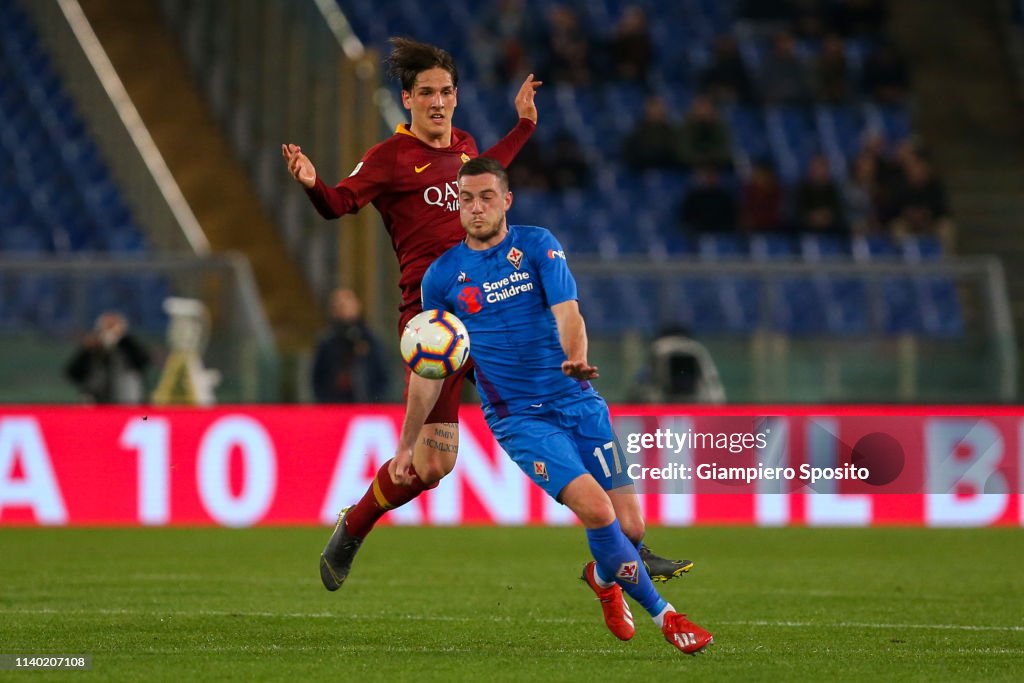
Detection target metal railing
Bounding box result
[0,255,277,403]
[571,257,1017,403]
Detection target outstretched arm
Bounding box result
[551,300,599,380]
[481,73,542,166]
[281,143,367,219]
[390,372,445,486]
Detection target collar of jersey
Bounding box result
[395,123,468,150]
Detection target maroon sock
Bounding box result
[343,459,435,538]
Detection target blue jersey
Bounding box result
[421,225,596,419]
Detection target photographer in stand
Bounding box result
[65,311,152,405]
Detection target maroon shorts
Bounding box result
[399,307,472,424]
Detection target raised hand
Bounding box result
[514,73,543,124]
[281,143,316,188]
[561,359,599,380]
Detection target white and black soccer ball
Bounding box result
[400,310,471,379]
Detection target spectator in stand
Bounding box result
[621,95,684,170]
[740,160,787,233]
[477,0,541,84]
[540,4,592,86]
[311,288,390,403]
[826,0,888,39]
[859,130,905,224]
[546,128,590,190]
[507,137,552,191]
[890,152,955,250]
[678,94,733,170]
[65,311,152,405]
[735,0,797,35]
[796,154,846,234]
[699,34,755,104]
[759,31,813,106]
[608,5,654,84]
[791,0,828,41]
[815,33,853,103]
[862,40,911,104]
[844,150,882,235]
[681,166,738,233]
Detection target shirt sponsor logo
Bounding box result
[423,181,460,212]
[482,271,533,303]
[457,286,483,315]
[533,461,549,481]
[414,163,431,173]
[547,249,566,260]
[506,247,524,270]
[616,560,640,584]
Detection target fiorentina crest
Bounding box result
[533,461,549,481]
[616,560,639,584]
[506,247,523,270]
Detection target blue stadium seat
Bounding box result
[880,277,924,334]
[698,233,748,260]
[801,233,852,261]
[772,277,829,335]
[750,234,799,260]
[0,0,141,266]
[901,235,944,261]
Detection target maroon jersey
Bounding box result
[305,118,535,324]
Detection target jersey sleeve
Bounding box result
[480,118,536,167]
[304,143,394,219]
[420,261,449,313]
[526,229,577,307]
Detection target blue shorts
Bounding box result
[488,391,632,501]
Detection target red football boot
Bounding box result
[580,561,636,641]
[661,611,714,654]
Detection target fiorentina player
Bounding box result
[283,38,689,591]
[391,157,713,654]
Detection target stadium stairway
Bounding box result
[75,0,322,354]
[890,0,1024,387]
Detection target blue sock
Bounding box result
[585,519,667,618]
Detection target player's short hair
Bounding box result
[458,157,509,191]
[387,37,459,92]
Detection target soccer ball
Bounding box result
[400,310,471,379]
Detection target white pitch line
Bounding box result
[712,622,1024,634]
[2,608,1022,633]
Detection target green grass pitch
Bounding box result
[2,526,1022,681]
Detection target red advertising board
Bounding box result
[0,405,1020,527]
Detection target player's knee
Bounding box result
[413,424,459,485]
[414,454,454,486]
[617,516,646,544]
[574,496,616,529]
